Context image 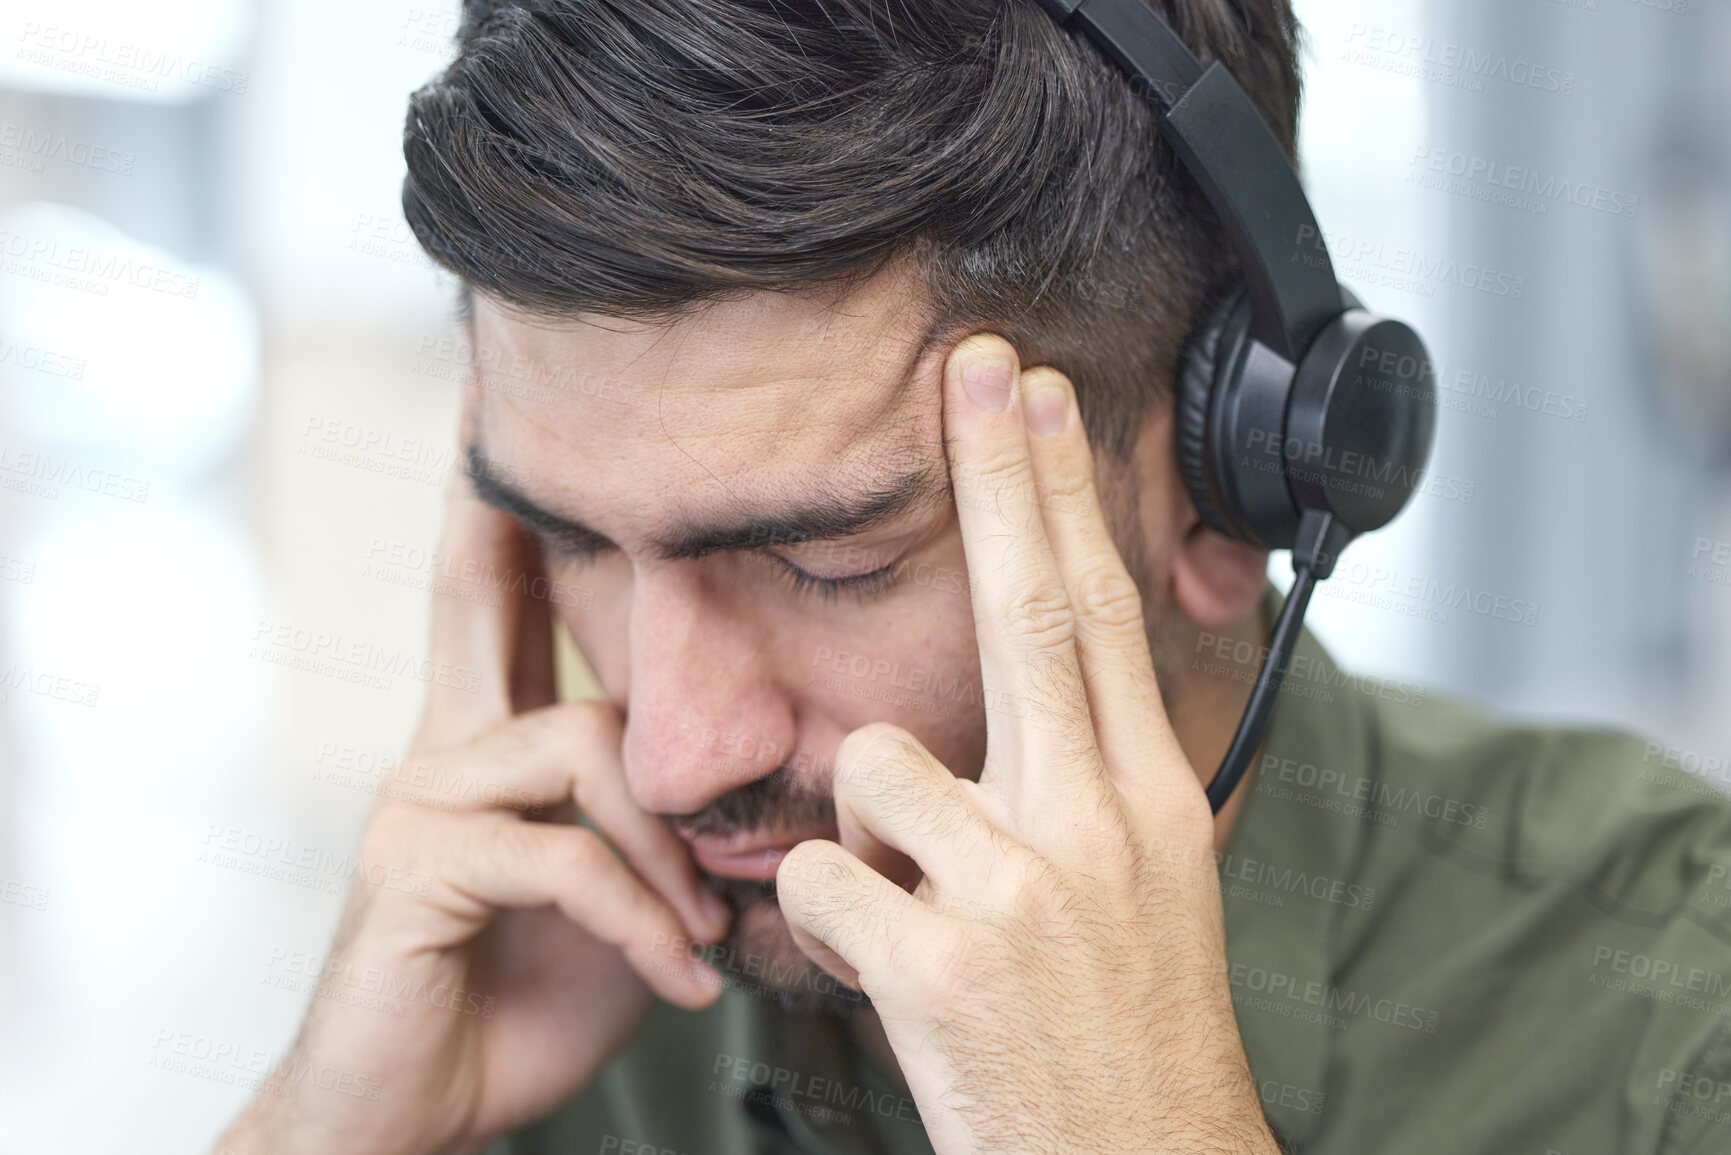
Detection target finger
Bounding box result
[1018,367,1191,798]
[411,810,725,1009]
[417,472,549,750]
[386,700,600,814]
[574,722,734,944]
[942,334,1103,815]
[385,701,731,943]
[831,722,1018,904]
[776,838,930,993]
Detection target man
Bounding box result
[218,1,1731,1153]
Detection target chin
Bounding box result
[702,883,872,1019]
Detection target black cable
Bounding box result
[1204,509,1346,814]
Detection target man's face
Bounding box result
[465,266,1169,1013]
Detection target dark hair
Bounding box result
[403,0,1304,460]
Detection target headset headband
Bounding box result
[1036,0,1339,362]
[1036,0,1438,813]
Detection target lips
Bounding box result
[685,830,835,881]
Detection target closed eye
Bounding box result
[775,557,898,604]
[533,531,901,605]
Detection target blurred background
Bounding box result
[0,0,1726,1149]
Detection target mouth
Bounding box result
[684,829,837,881]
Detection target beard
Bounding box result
[672,765,872,1019]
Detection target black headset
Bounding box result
[1036,0,1438,812]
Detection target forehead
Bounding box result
[470,268,950,532]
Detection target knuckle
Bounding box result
[1007,854,1090,935]
[544,825,607,876]
[1002,580,1076,650]
[361,803,426,866]
[958,441,1036,510]
[905,921,1003,1000]
[1032,436,1092,501]
[1070,563,1146,634]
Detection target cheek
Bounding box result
[787,570,988,783]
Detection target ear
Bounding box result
[1172,523,1268,630]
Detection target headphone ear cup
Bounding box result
[1175,291,1250,541]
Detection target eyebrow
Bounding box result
[465,443,947,563]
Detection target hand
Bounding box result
[774,336,1279,1154]
[215,476,730,1155]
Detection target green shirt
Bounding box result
[491,594,1731,1155]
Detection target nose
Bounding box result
[620,563,795,816]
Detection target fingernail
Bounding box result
[1024,379,1070,437]
[962,356,1013,412]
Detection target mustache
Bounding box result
[667,763,836,841]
